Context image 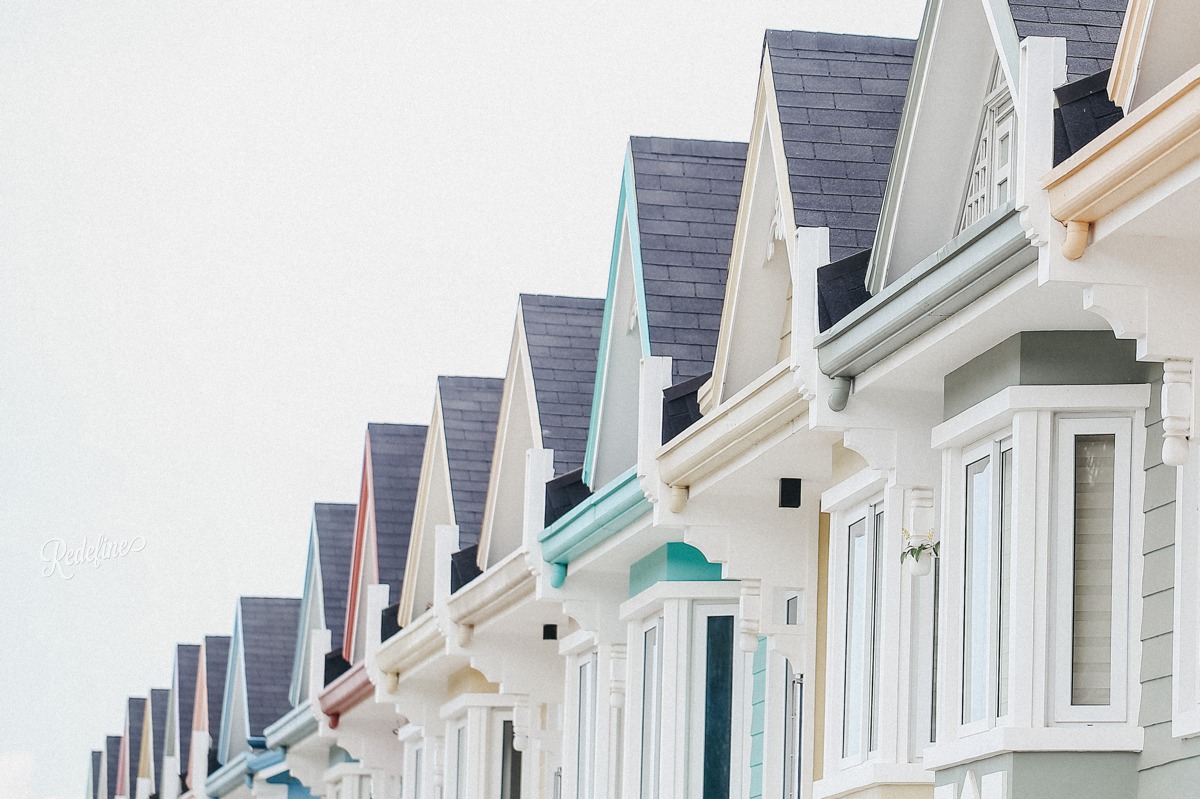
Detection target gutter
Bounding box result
[263,700,317,751]
[317,662,373,730]
[816,205,1032,380]
[538,465,651,588]
[204,753,248,798]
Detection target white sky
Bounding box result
[0,3,924,797]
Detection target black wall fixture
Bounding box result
[779,478,803,508]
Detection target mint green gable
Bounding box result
[539,466,650,588]
[581,144,652,488]
[628,542,723,598]
[749,636,767,799]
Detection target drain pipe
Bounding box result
[828,376,852,412]
[1062,220,1090,260]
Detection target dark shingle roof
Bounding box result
[313,503,356,650]
[239,596,301,737]
[1008,0,1127,81]
[204,636,231,751]
[148,688,169,788]
[90,750,101,799]
[765,30,916,262]
[629,137,748,382]
[125,697,146,795]
[519,295,605,476]
[438,376,504,545]
[173,643,200,781]
[106,736,121,799]
[366,424,427,598]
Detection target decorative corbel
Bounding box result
[767,195,786,262]
[512,700,532,752]
[432,738,445,790]
[1163,358,1193,467]
[453,622,473,648]
[738,579,762,653]
[907,487,936,537]
[667,485,688,513]
[609,645,627,709]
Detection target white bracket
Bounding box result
[1163,358,1194,467]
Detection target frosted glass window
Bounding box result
[1071,434,1116,705]
[963,455,992,725]
[843,503,884,759]
[997,448,1013,717]
[576,656,597,799]
[640,624,661,798]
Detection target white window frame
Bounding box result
[575,651,598,799]
[957,58,1015,233]
[925,384,1148,769]
[450,720,468,799]
[1053,415,1133,724]
[685,601,747,799]
[638,615,663,799]
[399,726,425,799]
[1173,444,1200,737]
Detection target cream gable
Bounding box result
[398,396,455,627]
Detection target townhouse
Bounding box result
[82,2,1200,798]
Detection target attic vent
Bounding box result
[958,59,1014,233]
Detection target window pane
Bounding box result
[869,506,885,752]
[997,448,1012,717]
[640,625,661,798]
[931,557,940,743]
[455,726,466,799]
[502,720,523,799]
[577,657,596,799]
[784,664,803,799]
[703,616,734,799]
[963,455,992,724]
[844,517,868,757]
[413,747,423,799]
[1072,434,1116,705]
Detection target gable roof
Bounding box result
[519,294,605,476]
[629,137,748,382]
[1008,0,1127,81]
[173,643,200,781]
[204,636,231,751]
[366,423,427,588]
[439,376,504,545]
[147,688,169,787]
[314,502,356,650]
[124,697,146,796]
[105,736,121,799]
[765,30,915,262]
[238,596,301,737]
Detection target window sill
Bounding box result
[922,724,1143,771]
[813,762,933,799]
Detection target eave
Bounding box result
[445,546,533,628]
[537,465,651,588]
[658,361,805,493]
[375,610,446,684]
[817,205,1032,378]
[205,752,249,798]
[263,700,317,751]
[1046,63,1200,259]
[317,662,373,725]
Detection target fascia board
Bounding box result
[868,0,945,294]
[216,607,245,768]
[399,396,450,627]
[657,361,801,490]
[818,205,1031,378]
[317,662,372,718]
[538,466,649,574]
[375,611,446,680]
[289,522,321,707]
[980,0,1022,97]
[263,700,317,751]
[583,145,652,487]
[444,546,532,627]
[342,447,373,663]
[205,752,248,798]
[1108,0,1155,112]
[709,49,793,410]
[1045,63,1200,223]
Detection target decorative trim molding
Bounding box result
[1162,358,1193,466]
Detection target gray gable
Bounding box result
[239,596,301,737]
[313,502,356,651]
[173,643,200,782]
[766,30,916,262]
[1008,0,1127,81]
[438,376,504,546]
[125,697,146,795]
[148,688,169,788]
[630,137,748,382]
[90,750,101,799]
[204,635,231,754]
[105,736,121,799]
[366,423,427,599]
[519,294,605,476]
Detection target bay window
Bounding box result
[639,620,662,799]
[576,653,597,799]
[842,499,885,761]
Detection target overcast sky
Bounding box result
[0,3,923,797]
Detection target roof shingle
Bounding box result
[105,736,121,799]
[313,503,356,650]
[172,643,200,783]
[1008,0,1127,81]
[438,376,504,545]
[766,30,916,262]
[148,688,169,788]
[630,137,747,382]
[519,295,605,476]
[366,424,427,597]
[125,697,146,797]
[204,634,231,774]
[238,596,301,737]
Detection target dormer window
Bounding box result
[958,60,1014,233]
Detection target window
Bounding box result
[783,664,804,799]
[640,620,662,799]
[501,720,522,799]
[701,613,735,799]
[453,724,467,799]
[1054,417,1131,722]
[411,744,424,799]
[843,501,884,760]
[576,654,597,799]
[961,439,1013,730]
[958,59,1014,233]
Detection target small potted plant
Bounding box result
[901,529,939,577]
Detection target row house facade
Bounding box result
[82,1,1200,797]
